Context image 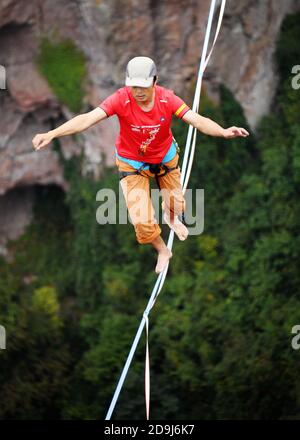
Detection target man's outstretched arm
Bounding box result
[182,109,249,139]
[32,107,108,151]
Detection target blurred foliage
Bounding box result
[1,13,300,420]
[32,286,62,330]
[275,13,300,82]
[37,38,87,112]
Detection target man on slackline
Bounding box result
[32,56,249,273]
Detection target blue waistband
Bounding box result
[115,141,177,170]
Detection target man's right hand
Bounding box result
[32,132,54,151]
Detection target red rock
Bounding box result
[7,63,57,111]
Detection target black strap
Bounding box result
[180,211,187,226]
[119,170,141,180]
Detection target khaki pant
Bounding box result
[116,153,186,244]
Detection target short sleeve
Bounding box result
[98,91,120,117]
[170,92,190,119]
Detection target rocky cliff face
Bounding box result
[0,0,300,254]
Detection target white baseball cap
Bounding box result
[125,56,157,87]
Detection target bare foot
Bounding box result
[163,212,189,241]
[155,248,173,273]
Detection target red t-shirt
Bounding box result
[99,85,190,163]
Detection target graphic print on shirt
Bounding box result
[130,124,161,156]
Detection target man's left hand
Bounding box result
[223,126,249,139]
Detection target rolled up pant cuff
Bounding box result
[136,224,162,244]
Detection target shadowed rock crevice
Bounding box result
[0,185,36,257]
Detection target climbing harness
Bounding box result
[118,141,184,223]
[118,162,179,183]
[105,0,227,421]
[119,162,184,224]
[118,137,181,183]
